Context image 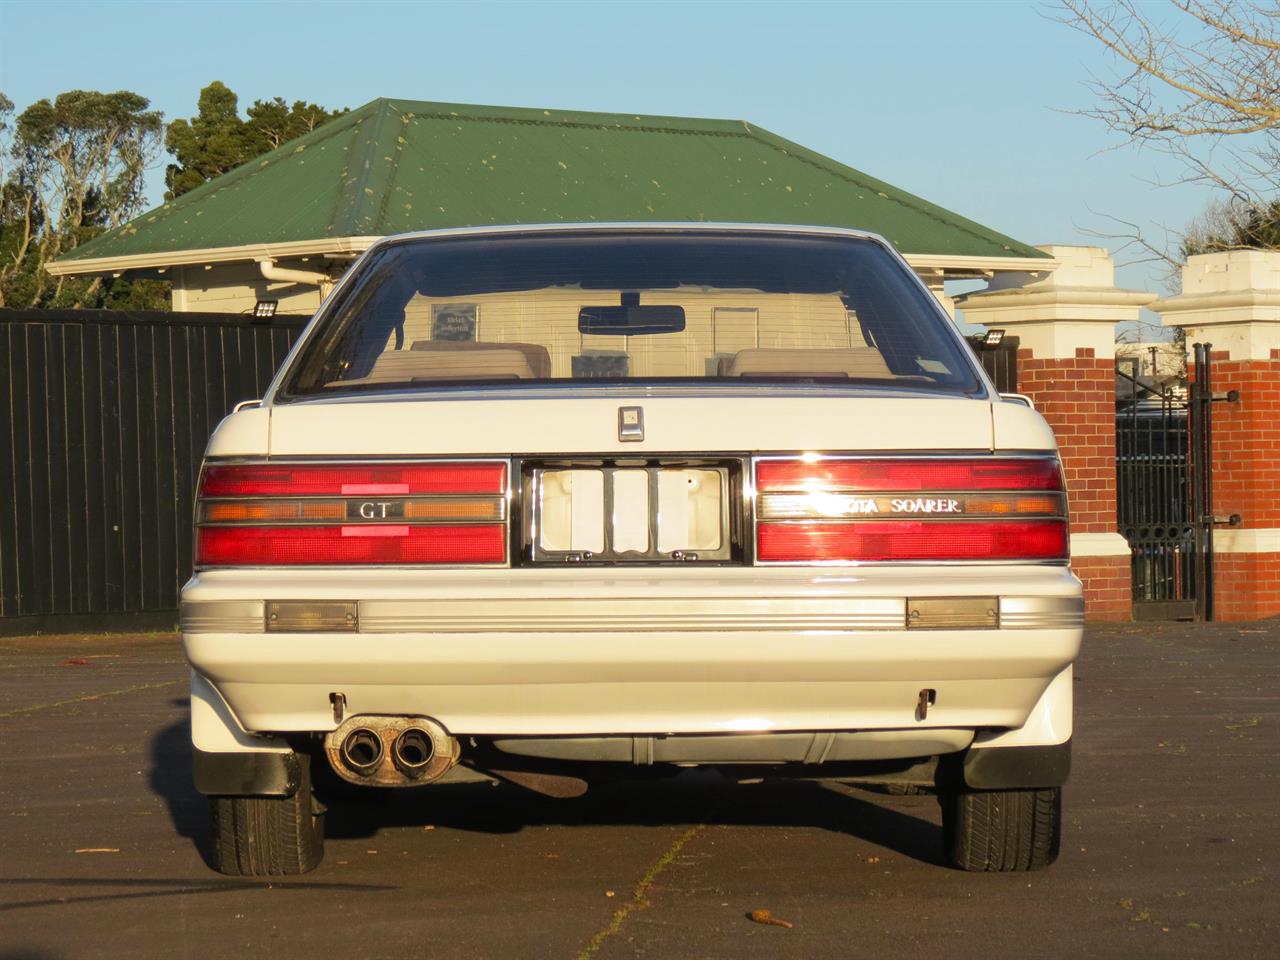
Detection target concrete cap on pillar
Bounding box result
[956,245,1155,360]
[1152,250,1280,360]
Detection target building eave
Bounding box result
[48,237,1059,280]
[45,236,383,277]
[902,252,1059,278]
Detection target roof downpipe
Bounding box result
[258,257,331,289]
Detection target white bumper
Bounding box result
[182,565,1080,747]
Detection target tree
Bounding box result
[0,91,38,307]
[1182,196,1280,255]
[165,82,346,199]
[1058,1,1280,206]
[245,96,345,153]
[0,89,164,308]
[164,81,247,199]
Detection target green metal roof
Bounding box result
[59,97,1049,266]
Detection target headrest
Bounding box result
[719,347,893,379]
[411,339,552,379]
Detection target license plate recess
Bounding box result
[522,458,742,564]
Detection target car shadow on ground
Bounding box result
[148,714,945,869]
[148,708,216,869]
[323,773,946,865]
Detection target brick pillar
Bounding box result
[957,245,1155,621]
[1153,250,1280,621]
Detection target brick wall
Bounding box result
[1069,555,1131,621]
[1016,347,1117,533]
[1017,346,1131,620]
[1200,354,1280,527]
[1192,353,1280,620]
[1213,552,1280,621]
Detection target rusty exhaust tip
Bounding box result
[326,715,459,786]
[392,728,435,778]
[340,728,384,776]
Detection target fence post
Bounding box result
[1152,251,1280,621]
[957,246,1155,622]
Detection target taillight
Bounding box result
[195,462,508,566]
[754,457,1068,563]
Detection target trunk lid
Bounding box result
[266,394,995,456]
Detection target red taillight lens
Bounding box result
[201,463,506,496]
[197,524,506,565]
[754,457,1068,563]
[756,458,1063,492]
[757,520,1068,563]
[196,461,508,566]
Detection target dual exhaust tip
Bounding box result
[340,726,436,778]
[326,716,458,786]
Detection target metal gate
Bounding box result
[1116,343,1225,621]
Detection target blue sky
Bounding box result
[0,0,1212,332]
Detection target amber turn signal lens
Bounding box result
[403,499,504,520]
[201,500,347,522]
[960,494,1065,517]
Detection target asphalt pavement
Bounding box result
[0,620,1276,960]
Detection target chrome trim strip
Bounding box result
[179,595,1083,634]
[999,596,1085,630]
[359,597,907,633]
[757,491,1066,520]
[180,600,265,634]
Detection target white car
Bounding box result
[182,223,1081,876]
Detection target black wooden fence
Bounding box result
[0,309,308,634]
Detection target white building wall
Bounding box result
[171,263,324,315]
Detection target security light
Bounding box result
[983,329,1005,348]
[254,300,279,318]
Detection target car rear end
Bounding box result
[182,224,1081,876]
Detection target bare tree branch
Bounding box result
[1056,0,1280,195]
[1056,1,1280,276]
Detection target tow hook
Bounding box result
[917,688,937,721]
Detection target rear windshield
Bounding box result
[282,231,982,397]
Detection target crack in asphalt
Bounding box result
[576,824,707,959]
[0,876,397,913]
[0,680,182,718]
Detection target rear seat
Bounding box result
[718,347,894,379]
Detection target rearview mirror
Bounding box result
[579,293,685,335]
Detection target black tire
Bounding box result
[210,756,324,876]
[940,786,1061,872]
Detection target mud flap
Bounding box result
[961,738,1071,790]
[194,746,301,798]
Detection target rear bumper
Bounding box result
[182,565,1081,742]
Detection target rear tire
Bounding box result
[210,755,324,876]
[940,786,1060,871]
